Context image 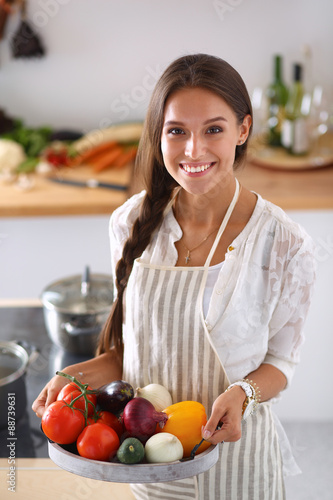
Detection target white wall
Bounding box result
[274,210,333,422]
[0,0,332,132]
[0,214,112,298]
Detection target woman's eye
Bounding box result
[206,126,223,134]
[168,128,185,135]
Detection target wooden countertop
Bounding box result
[237,161,333,210]
[0,148,332,217]
[0,458,135,500]
[0,164,133,217]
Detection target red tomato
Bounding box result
[77,423,120,461]
[42,400,85,444]
[57,382,97,416]
[87,411,123,438]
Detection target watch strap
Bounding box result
[226,379,261,419]
[227,380,254,398]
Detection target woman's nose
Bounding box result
[184,134,206,159]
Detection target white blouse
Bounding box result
[109,189,316,389]
[203,262,224,317]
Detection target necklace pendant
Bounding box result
[185,251,190,264]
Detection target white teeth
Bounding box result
[182,163,212,173]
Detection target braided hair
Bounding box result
[96,53,253,362]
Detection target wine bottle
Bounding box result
[266,55,289,146]
[281,63,310,155]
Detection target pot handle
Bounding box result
[61,322,101,336]
[14,340,40,366]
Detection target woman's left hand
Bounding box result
[202,386,246,444]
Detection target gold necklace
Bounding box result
[176,184,242,265]
[181,227,220,264]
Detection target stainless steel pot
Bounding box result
[0,341,38,428]
[41,267,114,355]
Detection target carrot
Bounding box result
[92,145,124,172]
[113,146,138,168]
[69,140,118,167]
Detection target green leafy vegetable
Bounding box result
[1,120,52,157]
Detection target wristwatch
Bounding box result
[226,380,260,420]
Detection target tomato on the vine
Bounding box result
[87,410,123,438]
[42,400,85,444]
[57,382,97,416]
[77,423,120,461]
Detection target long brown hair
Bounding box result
[96,53,253,361]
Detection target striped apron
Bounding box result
[122,180,285,499]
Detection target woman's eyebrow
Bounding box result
[203,116,228,124]
[164,116,228,127]
[163,120,185,127]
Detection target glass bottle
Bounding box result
[281,63,310,155]
[266,55,289,146]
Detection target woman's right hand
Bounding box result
[32,371,73,418]
[32,350,123,418]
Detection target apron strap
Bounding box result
[198,178,240,360]
[204,178,240,268]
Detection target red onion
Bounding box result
[123,397,168,443]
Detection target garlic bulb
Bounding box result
[145,432,183,463]
[135,383,172,412]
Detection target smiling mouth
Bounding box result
[180,162,215,173]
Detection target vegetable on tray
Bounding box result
[122,397,168,443]
[117,437,145,465]
[40,373,212,465]
[145,433,183,463]
[96,379,134,414]
[41,400,86,445]
[159,401,212,458]
[135,383,173,412]
[56,382,97,416]
[77,422,120,461]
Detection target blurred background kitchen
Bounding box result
[0,0,332,498]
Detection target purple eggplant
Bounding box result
[96,380,134,414]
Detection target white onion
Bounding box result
[135,383,173,412]
[145,433,183,463]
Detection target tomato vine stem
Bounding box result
[56,370,99,424]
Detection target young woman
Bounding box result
[33,54,316,499]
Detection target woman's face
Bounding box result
[160,87,251,197]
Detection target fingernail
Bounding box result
[203,430,212,440]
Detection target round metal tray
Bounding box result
[248,132,333,171]
[48,441,219,483]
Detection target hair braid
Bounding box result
[96,165,176,361]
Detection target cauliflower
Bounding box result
[0,139,27,174]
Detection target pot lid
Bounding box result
[41,271,114,314]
